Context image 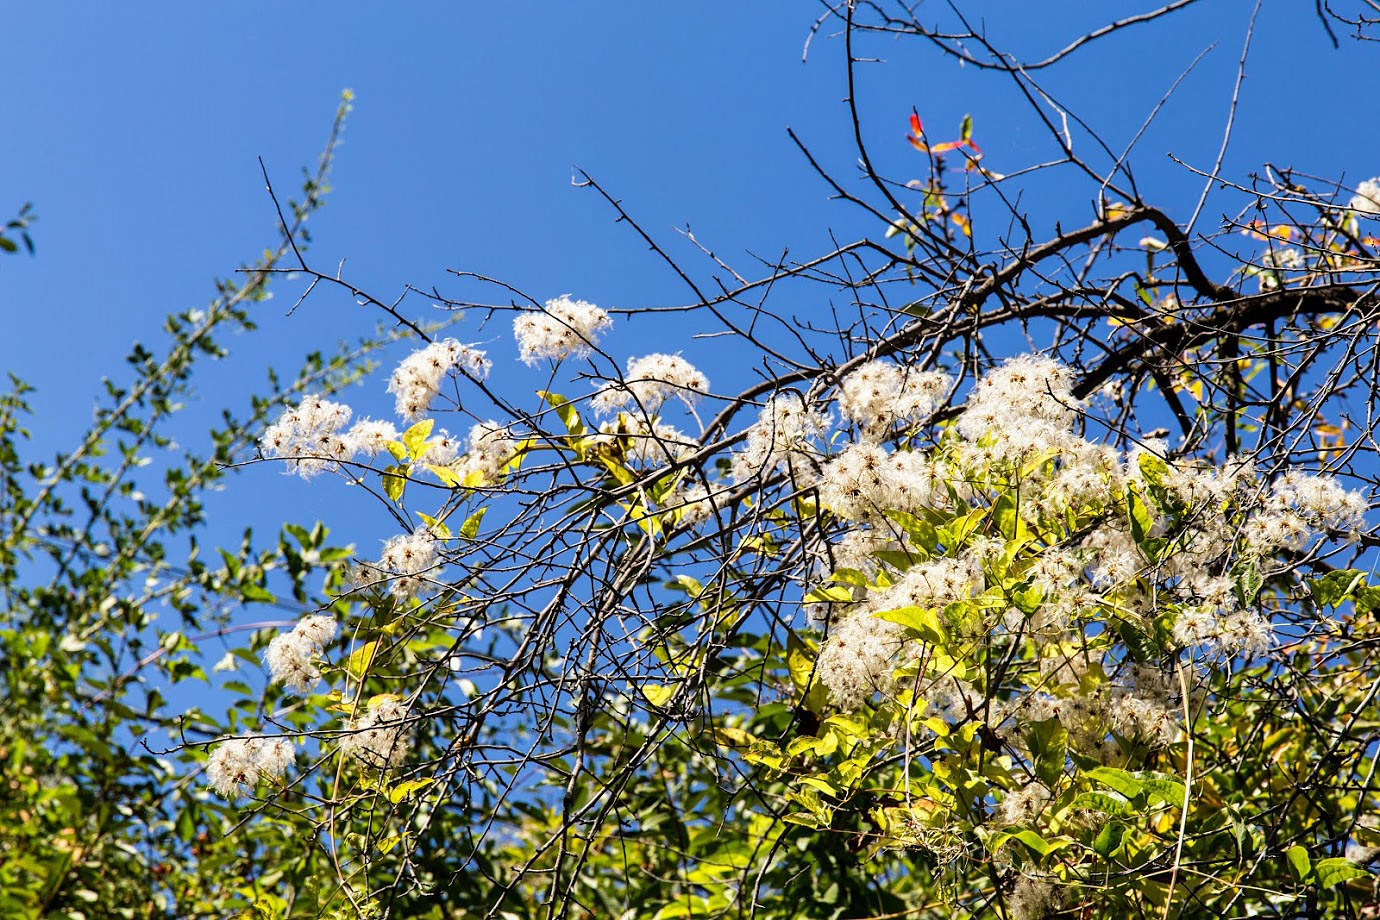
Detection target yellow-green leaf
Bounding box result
[459,507,486,540]
[642,683,677,707]
[382,465,407,502]
[1314,856,1369,888]
[347,641,379,681]
[387,777,434,804]
[1087,766,1143,799]
[402,419,434,459]
[416,512,452,539]
[1287,844,1311,881]
[426,463,462,488]
[872,605,944,644]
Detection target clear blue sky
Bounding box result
[2,2,1370,568]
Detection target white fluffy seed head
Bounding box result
[816,612,907,709]
[596,416,697,467]
[265,615,340,693]
[340,696,412,768]
[1350,178,1380,217]
[956,356,1079,459]
[818,444,940,521]
[837,360,951,440]
[207,735,296,799]
[591,353,709,414]
[260,396,356,478]
[376,527,441,599]
[453,420,518,486]
[387,339,491,421]
[345,418,400,457]
[730,391,830,482]
[513,295,611,365]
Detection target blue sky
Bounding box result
[2,2,1372,579]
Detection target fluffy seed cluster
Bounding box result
[873,556,981,612]
[260,396,355,478]
[265,615,339,693]
[808,358,1373,731]
[1104,667,1181,746]
[453,420,518,485]
[373,527,441,599]
[1008,876,1062,920]
[817,443,942,521]
[347,418,400,457]
[261,400,411,477]
[815,612,907,709]
[416,428,463,467]
[1246,470,1369,550]
[1172,607,1272,658]
[596,415,697,467]
[837,360,951,441]
[730,392,830,481]
[387,339,491,420]
[206,735,295,799]
[671,481,722,529]
[591,353,709,414]
[1350,178,1380,217]
[1044,442,1123,512]
[956,355,1079,460]
[340,695,412,768]
[513,295,612,365]
[992,782,1050,827]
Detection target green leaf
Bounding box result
[241,584,275,604]
[1140,772,1186,806]
[459,506,486,540]
[426,463,462,488]
[382,464,407,502]
[1308,570,1380,614]
[881,509,938,554]
[936,508,986,550]
[346,640,379,680]
[402,419,434,459]
[386,777,434,804]
[785,634,817,695]
[1010,828,1051,857]
[416,512,452,539]
[990,493,1020,541]
[642,683,677,707]
[1137,452,1171,488]
[796,776,841,797]
[1093,820,1125,857]
[1287,844,1311,881]
[1125,485,1156,546]
[1087,766,1143,799]
[597,452,635,486]
[1313,856,1369,888]
[1071,790,1133,817]
[1026,717,1067,787]
[872,605,944,645]
[959,113,973,142]
[1236,562,1264,606]
[829,567,871,589]
[804,582,855,605]
[538,390,586,436]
